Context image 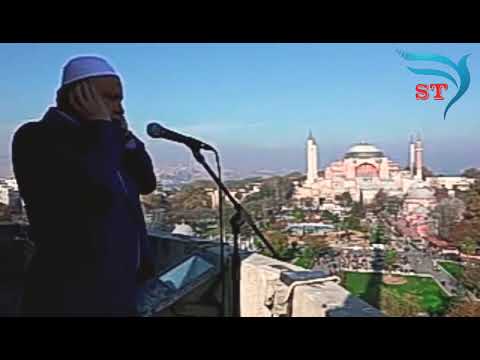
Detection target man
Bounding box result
[12,56,157,316]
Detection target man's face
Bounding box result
[89,76,125,121]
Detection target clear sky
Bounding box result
[0,43,478,177]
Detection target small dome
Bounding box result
[172,222,194,236]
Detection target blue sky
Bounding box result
[0,43,478,177]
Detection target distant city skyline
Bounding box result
[0,43,479,178]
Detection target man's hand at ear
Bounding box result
[69,81,112,122]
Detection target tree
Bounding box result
[303,236,331,257]
[447,301,480,317]
[462,168,480,180]
[292,208,306,222]
[281,241,301,261]
[385,249,398,274]
[286,171,304,178]
[343,216,362,231]
[421,166,434,178]
[166,207,217,227]
[450,181,480,253]
[431,197,466,240]
[450,223,479,255]
[384,196,403,219]
[434,186,450,202]
[379,290,423,317]
[369,191,403,219]
[335,192,353,207]
[302,197,314,208]
[293,246,316,269]
[460,264,480,296]
[321,210,339,224]
[350,201,365,219]
[141,192,169,209]
[370,223,387,244]
[264,230,289,256]
[170,184,212,210]
[371,189,388,214]
[241,175,295,217]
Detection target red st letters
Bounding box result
[415,83,448,100]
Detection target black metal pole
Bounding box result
[189,147,279,317]
[230,207,244,317]
[213,151,225,317]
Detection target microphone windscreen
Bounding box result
[147,123,163,138]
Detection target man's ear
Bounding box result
[55,88,63,108]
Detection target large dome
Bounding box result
[345,143,384,159]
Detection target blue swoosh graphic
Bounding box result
[443,54,471,120]
[406,67,458,88]
[397,49,471,119]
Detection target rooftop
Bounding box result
[0,223,384,317]
[144,231,384,317]
[406,184,436,199]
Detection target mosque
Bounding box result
[293,131,474,206]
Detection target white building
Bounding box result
[306,130,319,185]
[0,186,9,206]
[425,176,475,194]
[0,178,23,212]
[286,222,335,236]
[207,183,262,209]
[3,178,18,191]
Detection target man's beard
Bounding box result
[112,115,129,136]
[57,104,128,136]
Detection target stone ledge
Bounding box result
[148,233,384,317]
[241,253,384,317]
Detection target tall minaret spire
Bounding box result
[415,134,424,181]
[306,130,319,185]
[409,134,415,177]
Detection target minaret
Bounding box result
[306,130,319,185]
[415,134,423,181]
[409,135,415,177]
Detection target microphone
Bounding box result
[146,122,215,152]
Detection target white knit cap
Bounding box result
[61,55,119,87]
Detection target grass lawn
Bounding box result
[342,272,451,316]
[437,261,464,280]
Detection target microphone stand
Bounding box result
[188,146,279,317]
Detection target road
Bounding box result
[310,212,462,297]
[389,226,459,296]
